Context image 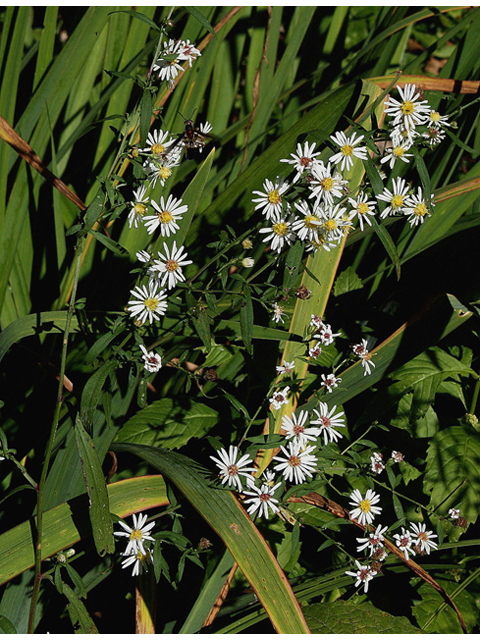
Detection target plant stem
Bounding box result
[27,237,84,634]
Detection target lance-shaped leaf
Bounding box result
[112,442,311,634]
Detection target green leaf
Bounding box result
[74,417,115,557]
[88,230,128,256]
[333,265,363,296]
[412,579,477,634]
[80,360,119,432]
[109,9,160,33]
[303,600,423,633]
[0,614,17,634]
[184,6,216,36]
[62,582,99,634]
[115,398,218,449]
[424,424,480,524]
[112,442,310,634]
[239,285,253,355]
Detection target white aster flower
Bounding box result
[345,560,377,593]
[352,339,376,376]
[329,130,368,172]
[121,548,154,577]
[143,195,187,236]
[423,125,446,147]
[136,249,151,263]
[272,303,288,324]
[259,215,295,254]
[314,323,341,346]
[391,450,405,463]
[308,342,322,358]
[310,402,346,445]
[140,344,162,373]
[153,39,185,86]
[243,481,281,519]
[319,204,351,242]
[403,187,434,227]
[349,489,382,526]
[127,281,168,325]
[310,314,324,330]
[276,360,295,375]
[356,524,388,556]
[448,508,460,519]
[393,527,416,561]
[273,441,317,485]
[384,83,431,130]
[370,452,385,474]
[291,200,322,242]
[140,129,174,159]
[280,141,323,184]
[128,186,150,229]
[281,410,320,448]
[262,469,277,485]
[348,192,376,231]
[427,109,450,129]
[145,155,180,189]
[269,386,290,410]
[241,257,255,268]
[320,373,341,393]
[114,512,156,556]
[178,39,201,67]
[309,162,347,207]
[409,522,438,555]
[148,241,192,290]
[376,177,410,218]
[305,234,339,253]
[210,446,256,492]
[252,177,289,220]
[380,139,413,170]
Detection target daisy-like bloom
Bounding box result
[153,39,185,86]
[276,360,295,375]
[269,386,290,410]
[370,452,385,474]
[273,441,317,485]
[348,192,377,232]
[262,469,277,485]
[114,512,156,556]
[320,373,342,393]
[345,560,377,593]
[140,344,162,373]
[143,195,187,237]
[305,234,338,254]
[422,125,446,147]
[308,342,322,358]
[242,257,255,268]
[384,83,431,131]
[243,480,282,519]
[242,238,253,250]
[309,162,346,207]
[314,323,341,346]
[128,186,150,229]
[427,110,450,129]
[272,303,288,324]
[252,177,289,220]
[127,281,168,325]
[145,154,180,189]
[209,446,256,492]
[136,249,151,263]
[349,489,382,526]
[410,522,438,555]
[329,131,368,172]
[148,241,192,290]
[448,508,460,519]
[376,176,410,219]
[291,200,322,242]
[352,339,376,376]
[403,187,434,227]
[259,214,295,254]
[356,524,388,556]
[121,548,154,577]
[393,527,416,561]
[280,141,323,184]
[310,401,346,445]
[319,204,351,242]
[380,140,413,170]
[391,450,404,463]
[281,410,320,448]
[178,39,201,67]
[310,314,324,330]
[141,129,174,159]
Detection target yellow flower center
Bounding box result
[305,214,320,228]
[391,195,404,209]
[159,166,172,180]
[320,177,333,191]
[166,259,179,272]
[400,100,415,116]
[341,144,353,157]
[273,221,288,236]
[414,203,428,218]
[151,143,165,156]
[393,146,404,157]
[359,499,371,514]
[430,110,440,122]
[144,297,159,311]
[134,203,147,216]
[268,189,282,205]
[130,528,143,541]
[158,210,173,224]
[357,202,369,215]
[324,219,337,232]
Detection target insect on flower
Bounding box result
[165,112,213,159]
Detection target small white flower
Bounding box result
[114,512,156,556]
[272,303,288,324]
[153,39,185,86]
[409,522,438,555]
[127,281,168,325]
[309,162,347,207]
[305,234,339,254]
[423,125,446,147]
[198,121,213,136]
[348,192,376,232]
[262,469,277,485]
[280,141,323,184]
[349,489,382,526]
[143,195,188,236]
[259,215,295,254]
[310,402,346,445]
[352,339,376,376]
[319,204,351,242]
[273,441,317,485]
[210,446,256,492]
[136,250,151,263]
[308,342,322,358]
[345,560,377,593]
[384,83,431,130]
[314,323,341,346]
[252,177,289,220]
[145,155,180,189]
[391,450,404,463]
[269,386,290,410]
[320,373,342,393]
[242,257,255,268]
[276,361,295,375]
[380,140,413,170]
[427,109,450,129]
[393,527,416,561]
[140,129,174,159]
[243,481,281,519]
[281,410,320,448]
[448,508,460,519]
[148,241,192,290]
[178,39,201,67]
[356,524,388,555]
[128,186,150,229]
[121,548,154,577]
[291,200,322,242]
[370,453,385,474]
[310,314,324,330]
[140,344,162,373]
[403,187,434,227]
[376,177,410,218]
[329,130,368,172]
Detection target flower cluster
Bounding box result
[152,38,201,87]
[114,512,156,576]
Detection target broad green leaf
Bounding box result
[303,600,423,634]
[412,579,477,634]
[112,442,310,634]
[239,285,253,355]
[62,582,99,634]
[115,398,218,449]
[0,476,168,586]
[0,614,17,634]
[74,417,115,556]
[424,424,480,524]
[333,265,363,297]
[80,360,119,432]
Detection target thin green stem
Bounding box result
[468,376,480,415]
[27,237,85,634]
[7,455,37,489]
